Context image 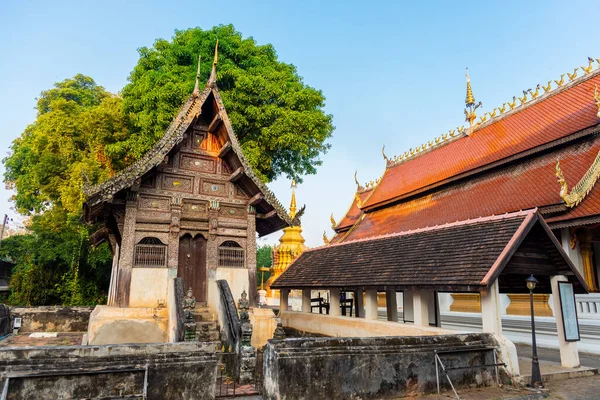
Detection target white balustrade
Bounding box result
[575,294,600,319]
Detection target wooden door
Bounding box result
[178,234,207,302]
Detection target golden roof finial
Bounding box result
[330,213,336,230]
[464,68,482,127]
[208,39,219,86]
[289,179,297,219]
[192,54,201,98]
[382,145,390,164]
[354,171,365,192]
[322,231,330,245]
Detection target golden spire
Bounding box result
[208,40,219,86]
[464,68,482,127]
[192,54,201,98]
[289,179,297,219]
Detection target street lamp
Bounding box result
[526,274,543,388]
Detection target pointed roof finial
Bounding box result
[192,54,201,98]
[464,67,482,128]
[208,39,219,87]
[289,179,297,218]
[354,171,365,192]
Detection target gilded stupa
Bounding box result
[265,180,306,298]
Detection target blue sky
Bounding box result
[1,0,598,246]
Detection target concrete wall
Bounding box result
[0,342,217,400]
[250,308,277,348]
[279,310,456,337]
[87,306,169,345]
[263,333,513,400]
[10,306,93,333]
[129,268,169,308]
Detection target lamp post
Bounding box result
[526,274,543,388]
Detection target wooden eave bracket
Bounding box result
[229,167,244,182]
[249,193,264,206]
[218,141,232,158]
[257,210,277,219]
[208,113,223,133]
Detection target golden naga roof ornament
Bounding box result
[208,40,219,86]
[354,192,363,208]
[330,213,336,230]
[464,68,482,127]
[554,74,565,87]
[192,54,201,98]
[322,231,330,245]
[582,57,594,74]
[382,145,392,166]
[354,171,365,192]
[556,152,600,208]
[567,68,578,81]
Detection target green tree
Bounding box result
[256,244,273,286]
[122,24,334,182]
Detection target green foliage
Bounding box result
[0,208,111,306]
[256,244,273,285]
[122,24,334,182]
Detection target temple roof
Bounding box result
[272,210,588,294]
[364,69,600,210]
[342,134,600,241]
[83,53,292,236]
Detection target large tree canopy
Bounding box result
[121,24,334,182]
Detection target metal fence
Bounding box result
[133,244,167,267]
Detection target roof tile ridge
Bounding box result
[471,61,600,134]
[210,87,292,226]
[313,208,538,251]
[387,129,467,169]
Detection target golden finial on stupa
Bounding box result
[289,179,297,219]
[464,68,482,127]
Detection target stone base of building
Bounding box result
[87,305,169,345]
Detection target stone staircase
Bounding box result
[193,304,220,342]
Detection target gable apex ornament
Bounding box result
[192,54,201,98]
[208,39,219,87]
[464,68,482,128]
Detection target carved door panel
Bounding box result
[178,235,207,302]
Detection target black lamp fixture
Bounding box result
[526,274,543,388]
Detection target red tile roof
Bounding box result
[364,72,600,209]
[335,188,374,231]
[343,135,600,241]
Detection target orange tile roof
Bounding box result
[343,135,600,241]
[335,188,374,231]
[364,72,600,209]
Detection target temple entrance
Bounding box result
[178,234,207,302]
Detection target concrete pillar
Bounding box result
[386,290,398,322]
[330,288,341,316]
[354,290,365,318]
[302,289,311,313]
[551,275,580,368]
[280,289,289,312]
[413,291,430,327]
[481,282,503,335]
[403,290,414,323]
[365,289,378,320]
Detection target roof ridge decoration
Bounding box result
[556,148,600,208]
[355,170,381,194]
[384,57,600,170]
[304,208,538,254]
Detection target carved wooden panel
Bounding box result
[182,201,208,218]
[138,195,170,210]
[221,160,231,176]
[235,186,249,199]
[179,154,216,174]
[192,130,206,149]
[161,174,193,193]
[219,205,246,220]
[201,180,227,197]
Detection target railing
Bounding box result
[576,294,600,320]
[134,244,167,267]
[218,247,245,268]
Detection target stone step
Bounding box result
[193,308,215,322]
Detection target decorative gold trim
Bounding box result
[322,231,330,245]
[330,213,337,230]
[594,85,600,118]
[556,150,600,208]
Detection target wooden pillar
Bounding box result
[354,289,365,318]
[106,241,120,307]
[302,289,311,313]
[330,288,341,316]
[386,290,398,322]
[551,275,580,368]
[117,192,138,307]
[413,291,430,327]
[481,282,503,335]
[365,289,378,320]
[280,289,289,312]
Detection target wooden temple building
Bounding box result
[83,44,291,343]
[273,59,600,366]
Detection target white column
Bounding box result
[413,291,430,327]
[354,290,365,318]
[280,289,289,312]
[481,282,503,335]
[403,290,414,323]
[329,288,341,316]
[386,290,398,322]
[302,289,311,313]
[551,275,580,368]
[365,289,378,320]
